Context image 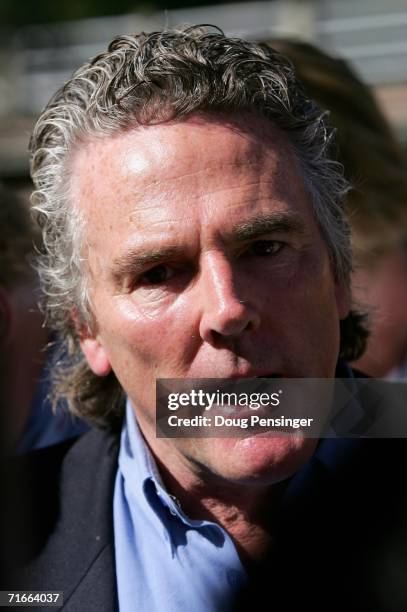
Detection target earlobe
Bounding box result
[80,336,112,376]
[72,306,112,376]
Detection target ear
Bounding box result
[80,335,112,377]
[335,279,351,320]
[72,308,112,376]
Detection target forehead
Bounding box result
[69,114,314,250]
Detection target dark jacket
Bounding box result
[8,429,119,611]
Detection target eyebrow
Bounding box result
[111,245,185,284]
[110,212,307,284]
[229,212,307,242]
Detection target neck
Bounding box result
[158,456,288,566]
[139,426,290,568]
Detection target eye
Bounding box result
[250,240,283,256]
[139,264,173,286]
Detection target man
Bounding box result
[15,27,407,611]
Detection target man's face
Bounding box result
[73,114,349,486]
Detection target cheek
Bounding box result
[97,292,199,374]
[279,296,339,346]
[276,260,339,326]
[270,271,340,370]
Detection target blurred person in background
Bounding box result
[0,183,87,452]
[269,39,407,379]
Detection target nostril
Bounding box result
[209,318,253,347]
[210,330,223,347]
[209,329,239,349]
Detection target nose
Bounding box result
[198,253,260,345]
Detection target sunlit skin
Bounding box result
[72,114,349,562]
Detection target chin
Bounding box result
[205,435,318,486]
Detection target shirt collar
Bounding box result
[121,399,217,539]
[122,398,181,513]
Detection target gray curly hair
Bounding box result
[30,25,368,430]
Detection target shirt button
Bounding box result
[169,494,182,510]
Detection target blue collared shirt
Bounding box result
[113,400,248,612]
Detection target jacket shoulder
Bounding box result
[9,427,120,604]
